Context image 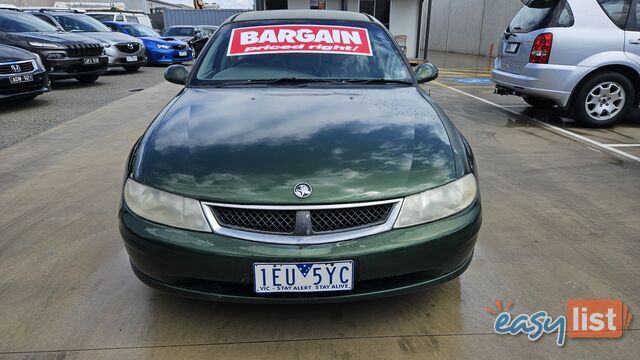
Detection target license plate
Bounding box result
[125,56,138,62]
[178,51,187,57]
[83,57,99,65]
[9,75,33,84]
[254,261,354,294]
[505,43,519,53]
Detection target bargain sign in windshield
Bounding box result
[227,25,373,57]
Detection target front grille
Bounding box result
[311,204,393,233]
[115,43,140,54]
[210,202,396,236]
[212,207,297,234]
[172,44,187,50]
[0,61,34,75]
[66,43,103,57]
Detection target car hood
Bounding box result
[9,32,102,45]
[0,44,36,62]
[140,36,185,45]
[133,87,457,204]
[72,31,140,44]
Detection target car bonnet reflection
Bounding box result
[135,87,456,203]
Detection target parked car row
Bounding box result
[0,7,201,102]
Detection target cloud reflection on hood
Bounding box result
[137,87,456,203]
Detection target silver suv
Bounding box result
[492,0,640,127]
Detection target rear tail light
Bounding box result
[530,33,553,64]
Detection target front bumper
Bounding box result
[44,56,108,79]
[119,200,481,303]
[105,47,147,68]
[146,48,193,64]
[491,58,594,108]
[0,71,50,100]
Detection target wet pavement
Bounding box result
[0,52,638,359]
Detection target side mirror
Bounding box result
[415,63,439,83]
[164,64,188,85]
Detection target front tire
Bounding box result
[573,72,634,127]
[523,96,556,109]
[75,74,100,83]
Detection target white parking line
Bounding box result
[605,144,640,148]
[433,82,640,163]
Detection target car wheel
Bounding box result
[75,75,100,83]
[573,72,634,127]
[523,96,556,109]
[123,66,140,73]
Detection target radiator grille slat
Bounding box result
[210,203,395,236]
[311,204,393,233]
[0,61,34,75]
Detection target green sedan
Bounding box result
[119,10,481,303]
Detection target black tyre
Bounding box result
[75,74,100,83]
[523,96,557,109]
[573,72,634,127]
[123,65,140,72]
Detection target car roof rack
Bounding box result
[21,7,86,13]
[0,4,21,11]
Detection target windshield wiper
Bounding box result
[342,79,413,85]
[211,78,338,88]
[210,78,413,88]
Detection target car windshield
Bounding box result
[86,14,113,22]
[121,23,159,37]
[193,20,412,85]
[0,11,57,32]
[53,14,111,32]
[163,27,194,37]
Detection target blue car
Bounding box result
[103,22,193,65]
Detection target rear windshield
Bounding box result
[193,20,412,85]
[163,27,194,37]
[509,0,573,33]
[509,6,553,33]
[0,11,57,32]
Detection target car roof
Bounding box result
[230,10,374,23]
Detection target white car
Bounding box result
[86,12,153,28]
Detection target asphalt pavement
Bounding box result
[0,66,173,150]
[0,53,638,359]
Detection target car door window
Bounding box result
[116,14,124,21]
[597,0,631,29]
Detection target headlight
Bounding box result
[156,44,171,49]
[28,41,64,49]
[123,179,211,232]
[33,55,45,70]
[394,174,478,228]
